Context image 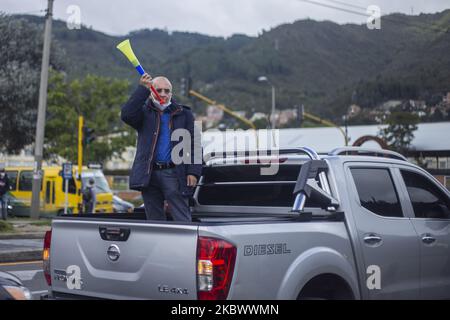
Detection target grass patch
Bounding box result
[0,220,14,233]
[6,216,30,221]
[30,220,52,227]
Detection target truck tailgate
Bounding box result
[50,219,199,299]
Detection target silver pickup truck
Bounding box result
[42,147,450,300]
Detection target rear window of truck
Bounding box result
[198,164,321,207]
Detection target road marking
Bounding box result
[0,260,42,267]
[10,270,42,281]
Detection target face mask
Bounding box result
[152,96,171,109]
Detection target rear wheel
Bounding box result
[297,274,354,300]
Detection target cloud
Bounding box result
[1,0,449,37]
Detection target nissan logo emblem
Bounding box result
[107,244,120,262]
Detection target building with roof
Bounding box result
[202,121,450,190]
[3,122,450,192]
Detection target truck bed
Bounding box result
[47,210,352,300]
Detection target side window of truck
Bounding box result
[401,170,450,219]
[351,167,403,218]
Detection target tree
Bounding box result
[44,72,135,165]
[0,14,65,153]
[252,117,270,129]
[430,108,444,122]
[280,117,302,129]
[378,111,419,155]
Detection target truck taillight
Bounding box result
[197,236,236,300]
[43,230,52,286]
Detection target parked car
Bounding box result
[43,146,450,300]
[0,271,32,300]
[112,195,134,213]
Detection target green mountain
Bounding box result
[11,11,450,122]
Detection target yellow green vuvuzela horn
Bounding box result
[116,39,145,74]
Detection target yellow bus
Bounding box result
[5,166,113,216]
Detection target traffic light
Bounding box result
[180,77,192,97]
[82,126,95,146]
[180,77,186,97]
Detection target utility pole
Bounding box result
[30,0,54,219]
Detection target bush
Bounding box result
[0,220,14,233]
[30,220,52,227]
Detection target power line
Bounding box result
[297,0,449,34]
[3,9,46,15]
[298,0,368,18]
[323,0,366,11]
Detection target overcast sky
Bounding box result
[1,0,449,37]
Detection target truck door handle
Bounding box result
[421,234,436,245]
[363,234,382,246]
[99,227,131,241]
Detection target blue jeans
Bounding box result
[0,196,7,220]
[142,168,190,222]
[84,202,95,214]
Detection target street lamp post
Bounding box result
[257,76,276,129]
[270,85,276,129]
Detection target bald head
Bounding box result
[152,76,172,90]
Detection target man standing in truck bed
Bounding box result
[121,74,202,222]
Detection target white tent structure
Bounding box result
[202,122,450,155]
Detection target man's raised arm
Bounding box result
[121,73,152,130]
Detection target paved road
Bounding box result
[0,261,49,300]
[0,239,43,252]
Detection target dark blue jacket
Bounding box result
[0,173,9,196]
[121,85,202,195]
